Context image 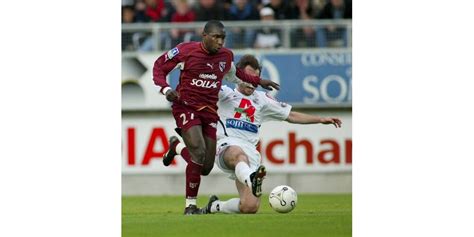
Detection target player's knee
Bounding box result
[189,147,206,163]
[239,202,259,214]
[224,149,249,168]
[236,153,249,164]
[201,165,213,176]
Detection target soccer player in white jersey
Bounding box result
[163,55,342,214]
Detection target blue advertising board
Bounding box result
[169,50,351,107]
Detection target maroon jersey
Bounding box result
[153,41,261,113]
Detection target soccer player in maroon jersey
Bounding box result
[152,20,279,215]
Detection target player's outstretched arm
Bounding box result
[226,62,279,91]
[285,111,342,128]
[235,67,279,91]
[259,79,280,91]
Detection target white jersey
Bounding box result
[216,86,292,146]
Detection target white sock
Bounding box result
[235,161,253,189]
[211,198,241,214]
[176,142,186,155]
[186,198,196,207]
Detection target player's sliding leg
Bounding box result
[204,145,264,214]
[236,180,261,213]
[204,195,240,214]
[181,125,207,215]
[205,180,261,214]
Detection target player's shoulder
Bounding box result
[165,42,201,61]
[221,85,231,90]
[259,91,285,104]
[254,90,269,99]
[260,92,290,108]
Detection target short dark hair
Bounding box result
[236,54,261,72]
[203,20,225,33]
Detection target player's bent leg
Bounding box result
[222,145,250,169]
[201,135,217,176]
[236,180,260,214]
[182,125,206,164]
[222,145,264,196]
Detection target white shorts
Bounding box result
[215,136,262,180]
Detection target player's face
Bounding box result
[238,65,259,95]
[202,28,226,54]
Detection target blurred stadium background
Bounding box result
[122,0,352,197]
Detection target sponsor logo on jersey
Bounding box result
[198,73,217,80]
[165,47,179,61]
[234,98,255,122]
[190,79,220,88]
[219,61,226,72]
[226,118,259,133]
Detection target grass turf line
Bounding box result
[122,194,351,237]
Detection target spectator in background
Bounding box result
[315,0,352,47]
[144,0,171,22]
[134,0,174,22]
[312,0,328,17]
[122,5,136,23]
[254,7,281,48]
[229,0,259,22]
[223,0,234,10]
[122,5,136,51]
[194,0,230,21]
[122,0,135,8]
[170,0,196,47]
[193,0,231,45]
[264,0,296,20]
[228,0,260,48]
[135,0,176,51]
[289,0,316,47]
[262,0,297,48]
[134,0,149,22]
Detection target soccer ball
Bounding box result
[269,185,297,213]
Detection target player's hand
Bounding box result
[322,117,342,128]
[165,89,179,102]
[259,79,280,91]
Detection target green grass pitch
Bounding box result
[122,194,351,237]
